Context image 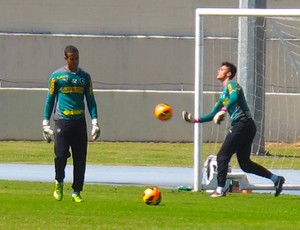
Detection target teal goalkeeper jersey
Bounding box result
[43,67,98,121]
[199,81,252,125]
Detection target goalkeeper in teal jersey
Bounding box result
[182,62,285,197]
[42,45,100,203]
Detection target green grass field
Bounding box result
[1,180,300,230]
[1,141,300,229]
[1,141,300,168]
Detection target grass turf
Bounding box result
[1,141,300,169]
[1,180,300,230]
[1,141,300,229]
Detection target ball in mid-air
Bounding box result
[142,187,162,205]
[154,103,173,121]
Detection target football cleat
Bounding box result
[210,190,226,197]
[53,182,64,201]
[274,176,285,197]
[72,193,84,203]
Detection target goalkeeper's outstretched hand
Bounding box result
[182,111,199,123]
[42,119,54,143]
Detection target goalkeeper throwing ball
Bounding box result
[182,61,285,197]
[42,45,100,202]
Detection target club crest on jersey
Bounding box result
[80,78,86,85]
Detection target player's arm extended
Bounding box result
[182,99,222,123]
[198,100,223,123]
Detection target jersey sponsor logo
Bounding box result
[57,75,68,80]
[71,79,78,84]
[62,109,84,116]
[61,86,84,94]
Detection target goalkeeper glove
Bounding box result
[91,119,100,141]
[42,119,54,143]
[213,107,227,124]
[182,111,200,123]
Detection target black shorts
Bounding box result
[54,118,87,158]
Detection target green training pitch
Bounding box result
[1,141,300,229]
[1,141,300,169]
[0,180,300,230]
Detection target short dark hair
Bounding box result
[64,45,78,57]
[222,61,237,79]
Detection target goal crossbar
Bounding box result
[196,8,300,17]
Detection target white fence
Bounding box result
[0,89,299,142]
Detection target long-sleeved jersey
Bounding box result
[43,66,98,121]
[199,80,252,125]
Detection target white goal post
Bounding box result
[194,8,300,192]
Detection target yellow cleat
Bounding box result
[53,182,64,201]
[72,193,84,203]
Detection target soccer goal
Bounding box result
[194,8,300,192]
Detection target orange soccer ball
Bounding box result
[153,103,173,121]
[142,187,162,205]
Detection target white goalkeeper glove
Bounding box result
[213,107,227,124]
[42,119,54,143]
[91,119,100,141]
[182,111,200,123]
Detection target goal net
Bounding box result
[194,8,300,192]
